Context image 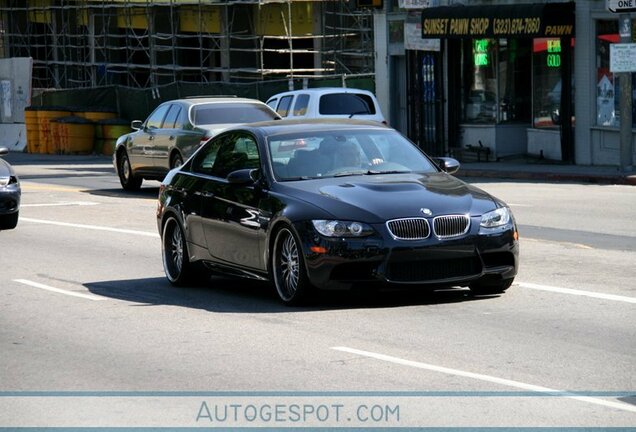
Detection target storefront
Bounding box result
[416,2,576,161]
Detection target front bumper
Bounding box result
[294,219,518,290]
[0,186,21,215]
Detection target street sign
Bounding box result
[610,43,636,72]
[607,0,636,13]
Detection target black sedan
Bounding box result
[0,147,20,230]
[157,120,519,304]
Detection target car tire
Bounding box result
[170,152,183,170]
[162,216,198,286]
[0,211,18,230]
[272,226,312,305]
[118,150,143,191]
[469,277,514,295]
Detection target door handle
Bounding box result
[169,135,175,141]
[148,135,155,141]
[195,191,214,198]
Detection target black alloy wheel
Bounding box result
[272,227,312,305]
[162,217,193,285]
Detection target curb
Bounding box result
[457,169,636,186]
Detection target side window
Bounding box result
[163,105,182,129]
[276,95,294,117]
[191,135,226,176]
[145,104,171,129]
[210,133,260,178]
[266,98,278,110]
[292,94,310,116]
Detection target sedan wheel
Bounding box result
[171,153,183,170]
[118,151,142,191]
[162,217,194,285]
[272,227,311,305]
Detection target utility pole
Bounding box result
[618,14,633,172]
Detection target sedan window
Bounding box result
[193,104,276,125]
[195,133,260,179]
[163,105,182,129]
[275,96,294,117]
[145,104,171,129]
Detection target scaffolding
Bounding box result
[0,0,375,90]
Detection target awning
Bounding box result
[421,2,575,39]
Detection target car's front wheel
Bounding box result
[272,226,312,305]
[469,277,514,295]
[162,216,196,285]
[117,150,142,191]
[170,152,183,170]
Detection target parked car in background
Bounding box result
[0,147,20,230]
[113,96,280,191]
[266,88,386,124]
[157,119,519,305]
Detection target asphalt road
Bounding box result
[1,154,634,429]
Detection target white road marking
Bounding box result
[331,346,636,413]
[13,279,106,301]
[507,203,533,207]
[20,217,159,238]
[21,201,99,208]
[518,282,636,304]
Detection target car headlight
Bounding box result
[480,207,512,230]
[0,176,17,187]
[312,220,374,237]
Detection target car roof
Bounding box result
[232,118,390,136]
[267,87,375,99]
[170,97,268,107]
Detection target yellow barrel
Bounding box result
[74,108,117,123]
[48,118,64,154]
[24,107,40,153]
[37,106,72,154]
[55,116,95,154]
[98,118,131,156]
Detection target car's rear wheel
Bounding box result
[170,152,183,170]
[272,227,312,305]
[118,150,142,191]
[469,277,514,295]
[162,217,196,286]
[0,211,18,230]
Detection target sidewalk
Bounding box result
[456,158,636,186]
[4,151,636,186]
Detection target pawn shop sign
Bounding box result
[607,0,636,13]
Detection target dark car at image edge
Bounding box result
[0,147,20,231]
[156,119,519,305]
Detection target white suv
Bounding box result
[266,88,386,124]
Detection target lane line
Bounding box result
[518,282,636,304]
[13,279,106,301]
[21,201,99,208]
[331,346,636,413]
[20,183,84,193]
[20,217,159,238]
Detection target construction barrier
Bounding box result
[74,107,117,123]
[24,107,40,153]
[36,106,73,154]
[97,118,131,156]
[55,116,95,154]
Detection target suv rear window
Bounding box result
[193,103,276,125]
[318,93,376,115]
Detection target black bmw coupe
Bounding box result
[157,119,519,305]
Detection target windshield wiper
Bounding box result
[365,170,411,175]
[348,110,371,118]
[332,170,367,177]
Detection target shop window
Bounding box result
[596,19,636,128]
[532,38,574,129]
[461,38,531,124]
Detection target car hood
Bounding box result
[277,172,499,223]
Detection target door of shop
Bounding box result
[407,50,444,156]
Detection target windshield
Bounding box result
[268,129,438,181]
[193,103,276,125]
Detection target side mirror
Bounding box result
[433,157,460,174]
[131,120,143,131]
[0,147,8,156]
[227,168,259,185]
